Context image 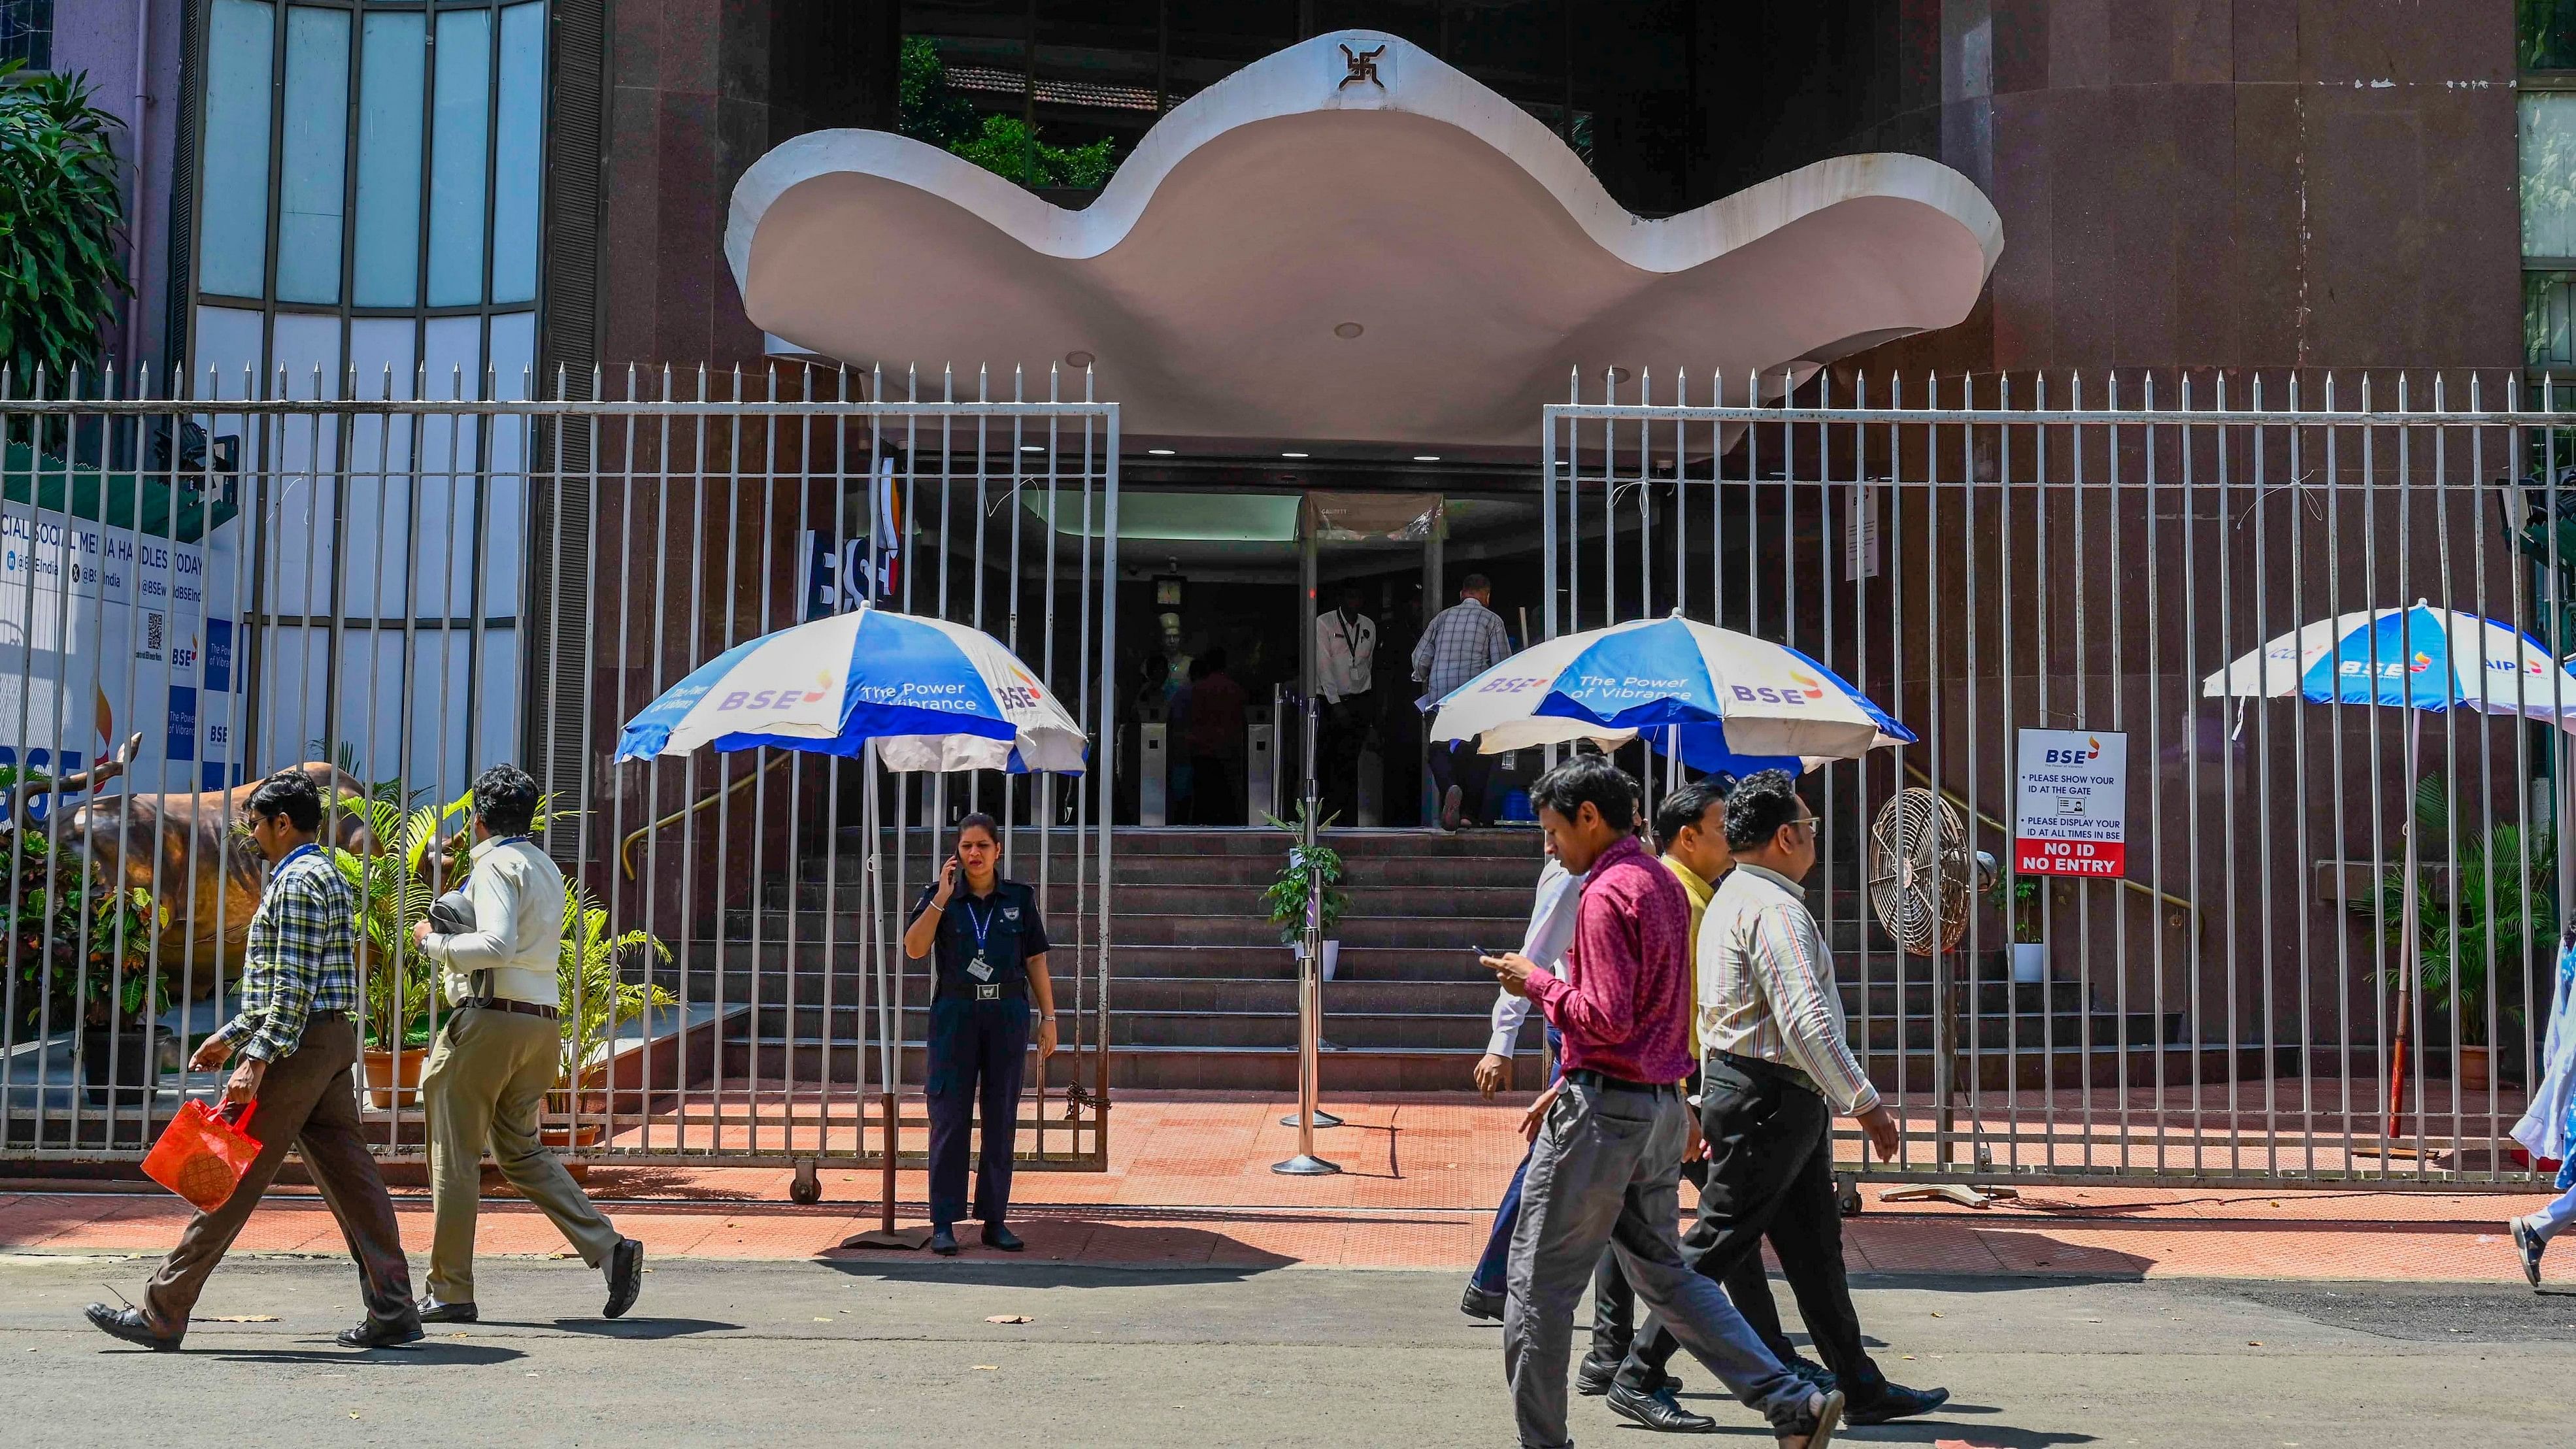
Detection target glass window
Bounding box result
[354,10,427,307]
[2525,0,2576,71]
[2527,95,2576,259]
[2530,272,2576,369]
[0,0,52,71]
[427,7,493,306]
[197,0,275,299]
[491,3,545,304]
[276,7,351,305]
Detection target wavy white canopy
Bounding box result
[726,29,2003,451]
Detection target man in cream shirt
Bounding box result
[413,763,643,1322]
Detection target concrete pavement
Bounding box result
[2,1254,2569,1447]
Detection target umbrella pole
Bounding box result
[2388,711,2420,1144]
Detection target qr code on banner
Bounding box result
[137,610,165,661]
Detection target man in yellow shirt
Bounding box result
[1591,777,1837,1432]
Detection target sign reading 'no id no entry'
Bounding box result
[2014,728,2127,877]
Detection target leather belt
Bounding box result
[465,997,559,1021]
[1562,1067,1672,1094]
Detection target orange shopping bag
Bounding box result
[142,1099,263,1212]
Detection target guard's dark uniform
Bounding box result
[912,878,1050,1231]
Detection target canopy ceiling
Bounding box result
[728,29,2003,455]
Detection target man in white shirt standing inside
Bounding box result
[1410,573,1513,830]
[413,763,644,1324]
[1313,580,1377,825]
[1609,769,1947,1429]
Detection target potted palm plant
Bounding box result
[330,790,465,1110]
[0,771,173,1099]
[2360,774,2557,1091]
[1262,802,1349,980]
[548,882,673,1148]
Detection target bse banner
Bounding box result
[2013,728,2127,877]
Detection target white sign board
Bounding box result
[1843,487,1879,581]
[2014,727,2126,876]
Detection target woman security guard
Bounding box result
[902,812,1060,1256]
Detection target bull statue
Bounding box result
[6,735,381,990]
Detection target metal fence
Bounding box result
[1547,367,2575,1190]
[0,362,1119,1188]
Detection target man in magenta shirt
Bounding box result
[1484,755,1842,1449]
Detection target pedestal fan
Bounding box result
[1864,786,2013,1209]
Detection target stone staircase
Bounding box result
[663,827,2220,1096]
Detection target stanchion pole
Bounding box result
[1276,693,1341,1173]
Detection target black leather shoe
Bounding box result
[1845,1382,1948,1425]
[604,1237,644,1319]
[1577,1356,1682,1397]
[1607,1383,1716,1434]
[82,1303,180,1351]
[1458,1284,1503,1322]
[929,1225,959,1256]
[1786,1356,1838,1393]
[1777,1388,1845,1449]
[418,1298,478,1324]
[335,1315,424,1350]
[980,1223,1025,1252]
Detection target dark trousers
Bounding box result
[925,995,1031,1229]
[1188,752,1241,825]
[144,1013,414,1331]
[1426,737,1491,823]
[1619,1054,1885,1399]
[1316,697,1369,825]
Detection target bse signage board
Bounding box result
[2014,728,2126,877]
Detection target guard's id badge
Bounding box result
[975,983,1001,1001]
[967,955,995,982]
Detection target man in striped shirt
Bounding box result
[1611,770,1947,1428]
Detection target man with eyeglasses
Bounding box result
[1607,769,1949,1429]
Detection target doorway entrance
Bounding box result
[1112,486,1547,829]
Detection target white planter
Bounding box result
[1320,940,1340,982]
[2010,942,2049,985]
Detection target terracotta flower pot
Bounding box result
[2457,1043,2492,1093]
[360,1046,427,1111]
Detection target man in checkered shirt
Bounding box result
[1411,572,1513,829]
[85,769,421,1352]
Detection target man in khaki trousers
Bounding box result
[414,763,642,1322]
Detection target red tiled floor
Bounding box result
[5,1091,2566,1282]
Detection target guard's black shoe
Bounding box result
[82,1303,180,1351]
[1607,1383,1716,1434]
[1844,1382,1948,1425]
[417,1298,478,1324]
[335,1315,424,1350]
[1777,1388,1845,1449]
[2513,1216,2547,1289]
[1458,1283,1503,1322]
[981,1223,1025,1252]
[929,1225,960,1256]
[604,1237,645,1319]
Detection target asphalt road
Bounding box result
[1,1253,2569,1447]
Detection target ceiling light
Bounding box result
[1412,455,1441,462]
[1281,451,1309,458]
[1146,447,1175,456]
[1333,322,1364,339]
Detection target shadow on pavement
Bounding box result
[819,1259,1287,1290]
[201,1342,527,1366]
[531,1316,741,1339]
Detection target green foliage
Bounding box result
[557,880,674,1085]
[0,764,171,1037]
[1261,802,1350,944]
[330,791,463,1049]
[0,63,130,388]
[895,36,1119,190]
[1984,872,2044,946]
[2524,0,2576,71]
[2356,773,2559,1047]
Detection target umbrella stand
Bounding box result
[846,739,931,1250]
[2387,710,2421,1146]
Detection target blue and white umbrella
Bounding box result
[2201,600,2576,729]
[615,604,1086,773]
[2203,601,2576,1141]
[1428,612,1915,762]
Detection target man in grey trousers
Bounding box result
[1482,755,1841,1449]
